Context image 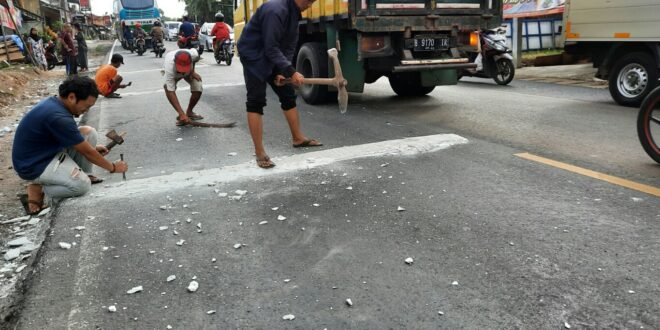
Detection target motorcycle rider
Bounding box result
[178,16,196,48]
[133,23,147,40]
[211,12,230,59]
[150,20,165,52]
[123,24,134,51]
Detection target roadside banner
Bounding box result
[0,0,21,30]
[80,0,91,11]
[504,0,565,18]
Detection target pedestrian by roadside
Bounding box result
[26,28,47,71]
[74,23,88,72]
[95,54,131,98]
[12,76,128,215]
[161,48,204,126]
[58,23,77,75]
[237,0,322,169]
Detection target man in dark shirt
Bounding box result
[237,0,322,169]
[178,16,195,38]
[58,23,77,75]
[12,76,128,214]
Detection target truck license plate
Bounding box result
[413,37,449,51]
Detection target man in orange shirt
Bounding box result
[95,54,131,99]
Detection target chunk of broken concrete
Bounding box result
[58,242,72,249]
[8,237,31,247]
[4,248,20,261]
[187,280,199,292]
[282,314,295,320]
[404,257,413,265]
[126,286,143,294]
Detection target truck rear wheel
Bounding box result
[296,42,331,105]
[388,73,435,97]
[609,52,658,107]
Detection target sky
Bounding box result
[90,0,187,18]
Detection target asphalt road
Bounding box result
[14,41,659,329]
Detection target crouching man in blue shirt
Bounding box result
[12,76,129,215]
[237,0,323,169]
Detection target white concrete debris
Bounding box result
[160,205,167,210]
[282,314,295,320]
[346,186,353,190]
[187,281,199,292]
[74,226,85,231]
[173,230,179,235]
[127,286,143,294]
[235,190,248,196]
[27,218,40,226]
[258,221,268,225]
[233,244,243,249]
[397,206,406,212]
[159,226,169,231]
[628,290,636,294]
[108,305,117,312]
[230,195,242,201]
[438,311,444,315]
[8,237,31,247]
[176,240,185,246]
[167,275,176,282]
[167,325,172,329]
[271,207,279,211]
[176,138,183,141]
[218,193,228,197]
[508,242,515,246]
[405,257,414,265]
[86,216,96,221]
[284,279,291,283]
[20,243,38,253]
[38,208,51,216]
[75,234,81,238]
[1,215,30,225]
[207,310,216,315]
[313,203,320,207]
[451,281,459,286]
[183,204,188,208]
[4,249,20,261]
[191,212,200,215]
[211,258,217,263]
[346,298,353,307]
[186,218,192,223]
[277,215,286,221]
[631,197,643,202]
[102,246,109,251]
[58,242,72,250]
[227,152,237,156]
[196,223,202,229]
[149,250,156,254]
[564,321,571,329]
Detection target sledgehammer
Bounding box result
[105,130,126,151]
[276,48,349,113]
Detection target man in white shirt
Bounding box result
[162,48,204,126]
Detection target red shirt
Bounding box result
[210,23,230,42]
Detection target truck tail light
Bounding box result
[470,32,479,47]
[361,36,387,52]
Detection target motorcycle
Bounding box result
[44,41,62,70]
[178,35,204,54]
[458,27,515,86]
[153,40,166,58]
[214,38,233,65]
[135,37,146,56]
[637,86,660,163]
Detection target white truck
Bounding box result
[563,0,660,106]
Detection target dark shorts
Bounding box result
[242,65,297,115]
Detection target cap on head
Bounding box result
[111,54,124,65]
[135,22,142,28]
[174,50,196,73]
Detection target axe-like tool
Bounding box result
[276,48,349,113]
[105,130,126,151]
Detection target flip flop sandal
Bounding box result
[187,113,204,120]
[293,139,323,148]
[19,193,48,216]
[88,175,104,184]
[256,156,276,169]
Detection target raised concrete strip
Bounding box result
[118,81,245,96]
[93,134,469,199]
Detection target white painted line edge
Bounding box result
[93,134,469,199]
[107,39,118,65]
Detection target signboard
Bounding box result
[0,0,20,30]
[504,0,565,18]
[80,0,91,11]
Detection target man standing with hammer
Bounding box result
[237,0,323,169]
[12,76,128,215]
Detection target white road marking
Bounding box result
[94,134,468,199]
[107,40,118,65]
[118,81,245,96]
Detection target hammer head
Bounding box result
[106,130,125,144]
[327,48,349,113]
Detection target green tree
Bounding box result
[180,0,234,25]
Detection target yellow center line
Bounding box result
[514,153,660,197]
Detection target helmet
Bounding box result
[215,12,224,22]
[154,20,161,27]
[135,22,142,28]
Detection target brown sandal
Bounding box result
[256,156,275,169]
[19,194,48,216]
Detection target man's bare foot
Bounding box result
[25,184,46,214]
[256,155,275,169]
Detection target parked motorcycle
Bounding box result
[44,41,62,70]
[178,35,204,54]
[458,27,515,85]
[135,37,146,56]
[153,40,166,58]
[214,38,233,65]
[637,86,660,163]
